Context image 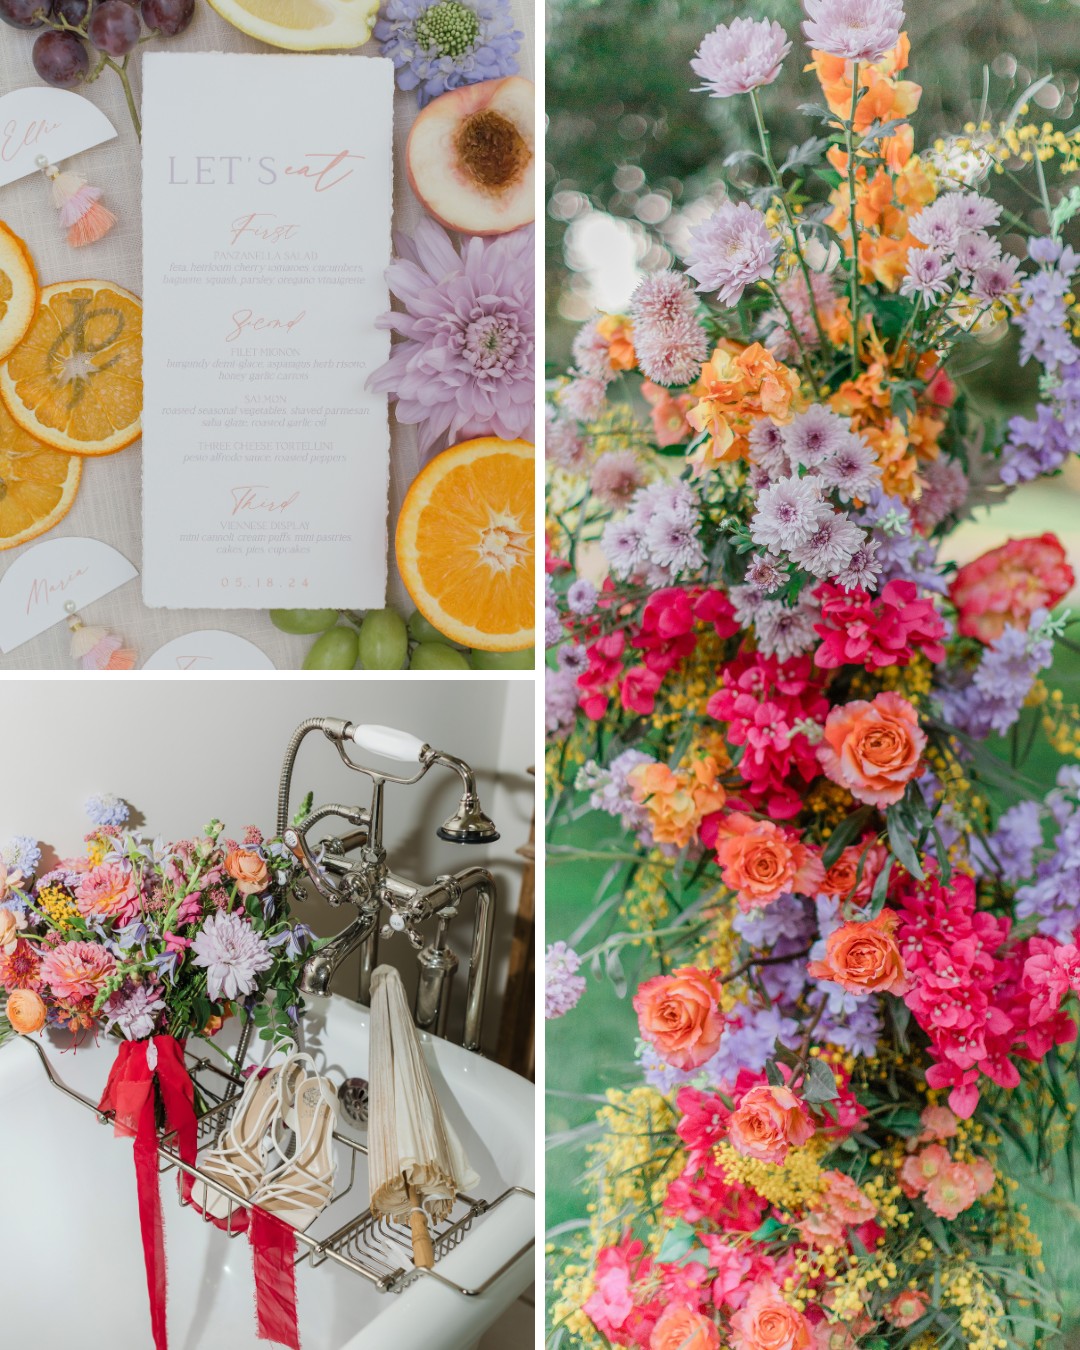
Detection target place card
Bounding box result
[140,52,394,609]
[0,537,137,652]
[141,631,276,670]
[0,87,116,187]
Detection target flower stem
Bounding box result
[845,62,862,376]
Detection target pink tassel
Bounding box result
[66,608,137,671]
[41,162,117,248]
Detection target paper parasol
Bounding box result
[368,964,480,1268]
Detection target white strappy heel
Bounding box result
[253,1058,340,1232]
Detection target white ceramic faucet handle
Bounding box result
[350,724,427,762]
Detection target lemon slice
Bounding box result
[206,0,379,49]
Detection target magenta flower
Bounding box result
[628,270,709,386]
[802,0,904,64]
[369,219,534,457]
[691,16,791,99]
[686,202,777,307]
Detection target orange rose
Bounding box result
[715,814,824,911]
[728,1084,815,1165]
[818,690,925,808]
[633,966,724,1071]
[730,1280,811,1350]
[650,1304,721,1350]
[818,840,887,903]
[6,988,46,1034]
[224,848,270,896]
[807,910,909,995]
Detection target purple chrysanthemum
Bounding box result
[103,981,167,1041]
[374,0,522,106]
[686,201,777,307]
[590,450,646,507]
[545,942,586,1019]
[370,219,534,457]
[190,910,273,1003]
[789,508,865,579]
[750,473,827,553]
[566,578,597,615]
[817,433,881,502]
[628,271,709,386]
[691,16,791,99]
[802,0,905,63]
[900,247,954,302]
[781,405,851,469]
[971,254,1021,303]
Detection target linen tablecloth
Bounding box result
[0,2,533,669]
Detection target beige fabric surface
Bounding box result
[0,3,533,670]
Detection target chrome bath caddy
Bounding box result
[25,1038,534,1300]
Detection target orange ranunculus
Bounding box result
[650,1304,721,1350]
[6,988,46,1034]
[818,690,925,808]
[950,533,1075,643]
[224,848,271,896]
[862,417,917,499]
[820,1168,877,1224]
[808,910,909,996]
[730,1279,812,1350]
[883,1290,929,1329]
[597,313,636,371]
[715,814,824,911]
[633,966,724,1071]
[728,1084,815,1165]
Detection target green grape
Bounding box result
[358,608,409,669]
[410,642,470,670]
[270,608,339,635]
[408,609,465,648]
[303,626,360,670]
[469,648,535,670]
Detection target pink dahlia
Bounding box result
[75,861,142,926]
[369,218,534,457]
[628,270,709,386]
[0,937,42,992]
[692,16,791,98]
[40,941,116,1002]
[686,202,777,307]
[802,0,905,64]
[190,909,272,1002]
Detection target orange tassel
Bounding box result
[39,160,117,249]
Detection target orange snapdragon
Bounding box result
[686,342,801,473]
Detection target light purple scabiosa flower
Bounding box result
[691,16,792,99]
[84,793,130,829]
[753,593,821,661]
[817,433,881,502]
[566,578,598,615]
[370,219,533,457]
[591,449,647,507]
[900,247,954,302]
[103,981,167,1041]
[190,909,273,1003]
[788,508,865,579]
[780,405,852,469]
[750,473,827,553]
[545,942,586,1019]
[685,201,777,308]
[628,271,709,386]
[374,0,522,107]
[802,0,905,64]
[1,837,40,876]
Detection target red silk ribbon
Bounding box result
[98,1035,197,1350]
[250,1205,301,1350]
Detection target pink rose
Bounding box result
[950,533,1073,643]
[728,1085,815,1165]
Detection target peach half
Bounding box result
[406,76,535,237]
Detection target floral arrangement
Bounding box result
[546,2,1080,1345]
[0,794,313,1055]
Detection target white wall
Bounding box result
[0,677,535,1057]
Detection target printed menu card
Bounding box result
[141,53,393,609]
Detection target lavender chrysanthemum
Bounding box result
[85,793,130,829]
[190,910,273,1003]
[686,201,777,307]
[817,433,881,502]
[971,254,1021,303]
[753,593,821,661]
[591,450,647,507]
[691,16,791,99]
[370,219,534,456]
[566,578,597,615]
[750,473,827,553]
[746,553,786,592]
[747,419,789,476]
[900,247,954,302]
[545,942,586,1019]
[374,0,522,106]
[781,405,852,469]
[802,0,904,63]
[833,538,883,592]
[628,271,709,386]
[789,509,865,579]
[104,981,167,1041]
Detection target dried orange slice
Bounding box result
[0,279,142,456]
[0,221,38,362]
[0,396,82,551]
[396,437,534,652]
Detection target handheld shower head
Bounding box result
[436,798,500,845]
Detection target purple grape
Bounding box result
[140,0,192,35]
[51,0,88,23]
[0,0,47,28]
[87,0,141,54]
[32,28,88,86]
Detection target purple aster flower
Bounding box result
[190,910,273,1003]
[802,0,905,63]
[374,0,522,106]
[789,509,865,579]
[900,247,954,302]
[691,16,791,98]
[370,219,533,457]
[686,201,777,307]
[84,793,130,829]
[591,450,646,507]
[546,668,579,737]
[103,981,167,1041]
[628,271,709,386]
[566,578,598,615]
[751,473,827,553]
[781,405,851,469]
[545,942,586,1019]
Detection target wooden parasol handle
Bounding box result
[407,1182,435,1268]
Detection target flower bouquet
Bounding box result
[546,2,1080,1344]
